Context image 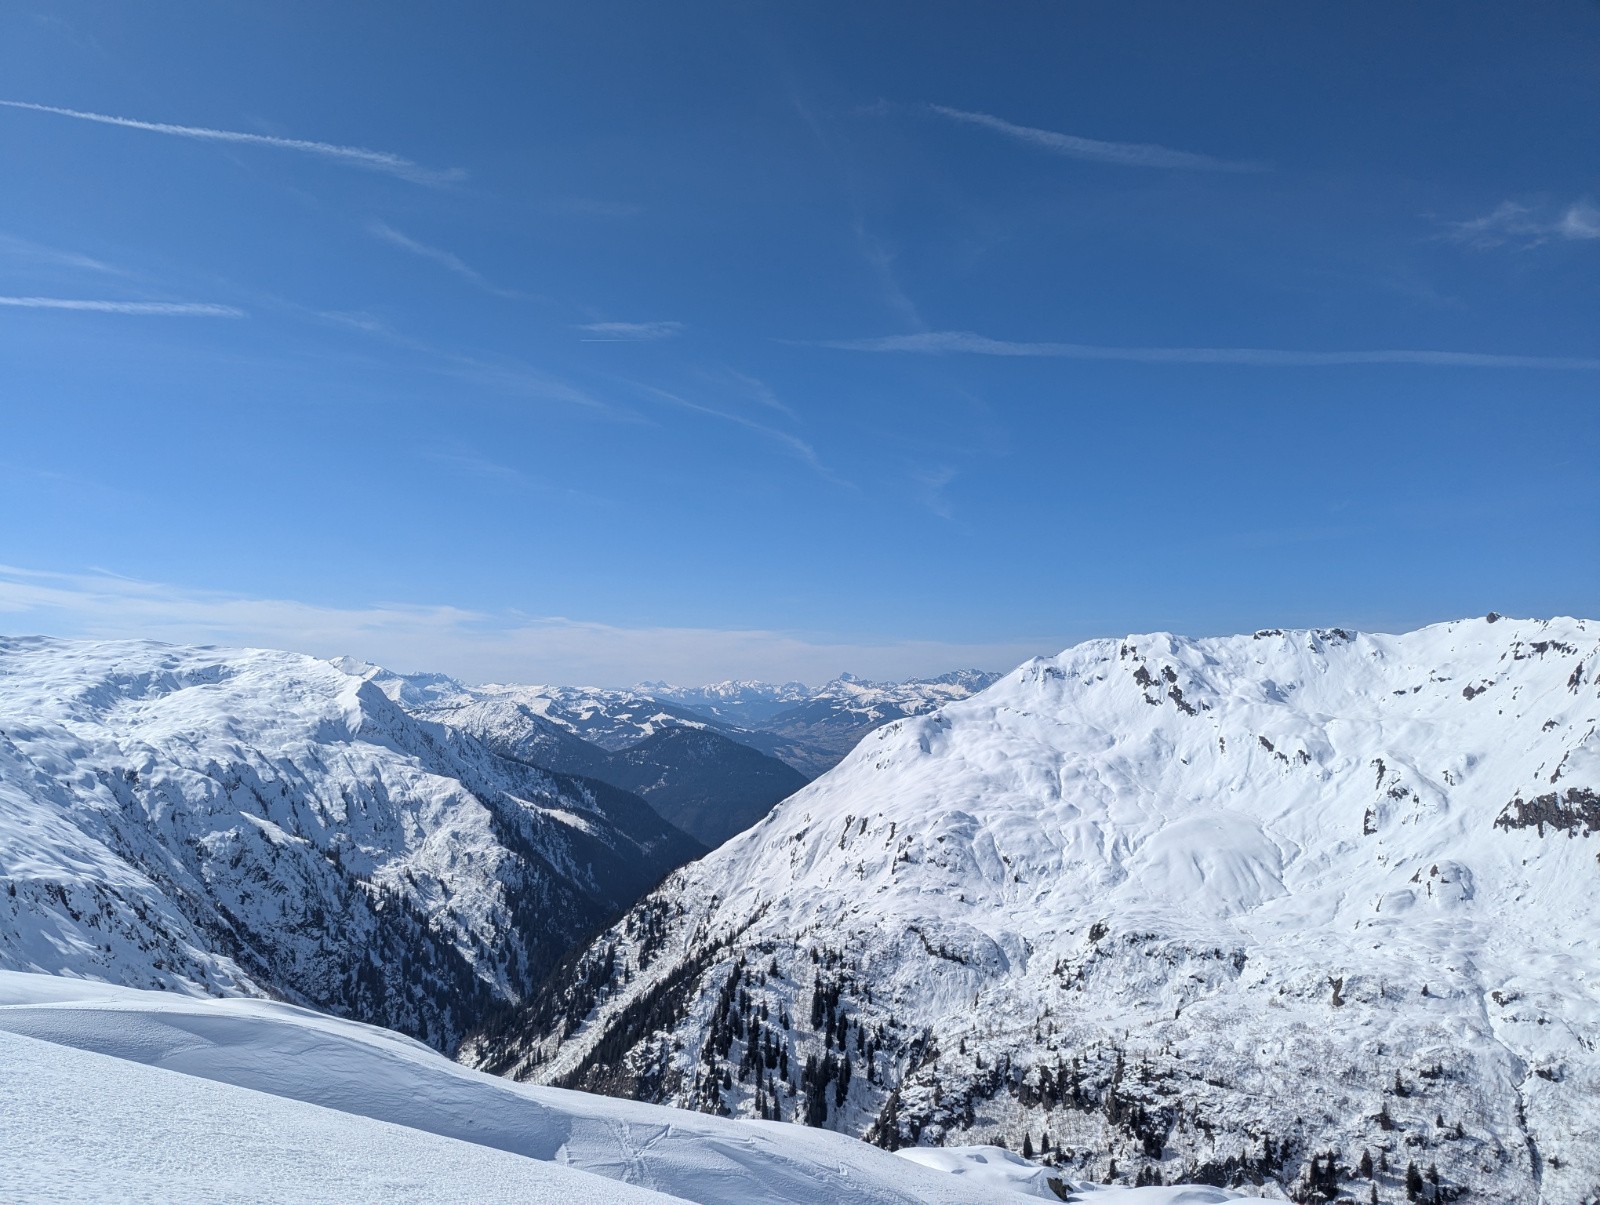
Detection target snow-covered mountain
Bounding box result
[375,675,758,753]
[375,669,1004,783]
[466,617,1600,1203]
[639,679,817,727]
[0,971,1242,1203]
[0,637,701,1051]
[371,675,811,848]
[639,671,1006,776]
[644,673,1003,737]
[750,670,1005,769]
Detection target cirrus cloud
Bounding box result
[0,99,461,185]
[928,104,1265,172]
[0,295,242,316]
[816,330,1600,371]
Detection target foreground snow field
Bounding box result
[0,972,1243,1202]
[1,1028,671,1204]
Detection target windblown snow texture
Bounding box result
[467,617,1600,1203]
[0,637,700,1051]
[0,970,1132,1203]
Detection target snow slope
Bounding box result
[751,670,1005,768]
[0,971,1068,1204]
[0,637,699,1050]
[1,1029,670,1204]
[469,617,1600,1203]
[896,1148,1244,1204]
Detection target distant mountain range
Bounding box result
[361,667,1003,841]
[701,670,1005,764]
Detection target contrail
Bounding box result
[0,99,461,185]
[368,221,521,296]
[820,330,1600,370]
[929,105,1265,172]
[576,321,686,340]
[0,296,243,316]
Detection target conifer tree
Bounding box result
[1406,1160,1425,1200]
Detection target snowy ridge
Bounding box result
[637,679,814,726]
[468,617,1600,1203]
[385,676,732,751]
[644,670,1000,730]
[744,669,1005,766]
[0,637,700,1050]
[364,667,1004,781]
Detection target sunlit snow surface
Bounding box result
[479,617,1600,1202]
[896,1146,1244,1202]
[0,972,1228,1202]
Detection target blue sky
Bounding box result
[0,2,1595,685]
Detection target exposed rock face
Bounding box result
[1495,787,1600,837]
[465,617,1600,1203]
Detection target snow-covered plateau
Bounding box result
[468,616,1600,1204]
[0,971,1242,1202]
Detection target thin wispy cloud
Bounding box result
[818,330,1600,371]
[314,309,394,336]
[451,356,638,417]
[576,321,686,341]
[856,225,925,330]
[0,296,242,316]
[0,232,125,276]
[787,90,926,330]
[0,563,1042,685]
[0,99,461,185]
[928,104,1265,172]
[307,307,632,418]
[722,368,797,420]
[912,465,959,520]
[368,220,520,297]
[640,384,843,484]
[1441,198,1600,249]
